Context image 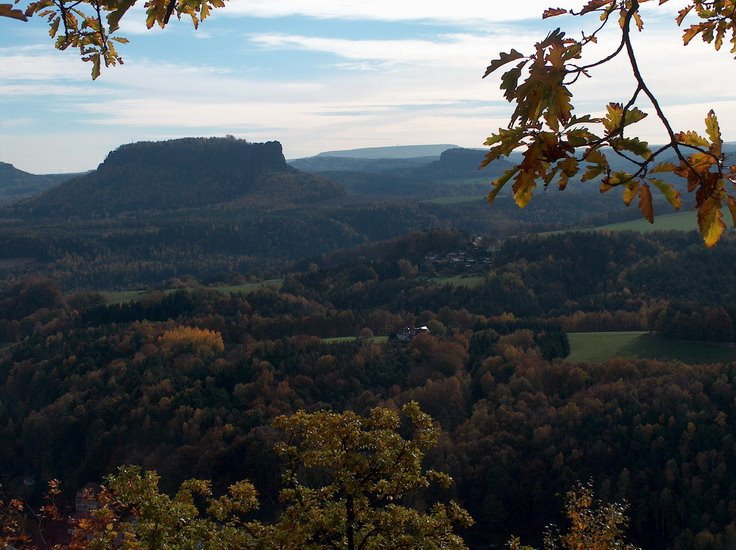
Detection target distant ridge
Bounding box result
[291,147,500,178]
[21,137,344,217]
[417,148,501,179]
[0,162,80,201]
[314,144,459,159]
[290,147,514,198]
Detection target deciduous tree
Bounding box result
[3,404,472,549]
[269,401,473,550]
[507,482,640,550]
[67,466,266,549]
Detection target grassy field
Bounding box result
[432,275,485,288]
[426,195,485,205]
[322,336,389,344]
[102,279,284,304]
[567,331,736,364]
[103,290,148,305]
[591,211,697,233]
[545,211,698,237]
[211,280,284,295]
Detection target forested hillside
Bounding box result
[2,229,736,548]
[19,138,344,216]
[0,162,79,202]
[8,0,736,546]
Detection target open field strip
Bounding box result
[102,279,284,304]
[426,195,485,205]
[322,336,389,344]
[568,331,736,364]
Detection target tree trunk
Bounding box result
[346,496,355,550]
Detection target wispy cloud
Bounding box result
[224,0,592,23]
[0,50,90,80]
[248,32,535,68]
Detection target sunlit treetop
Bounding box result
[482,0,736,247]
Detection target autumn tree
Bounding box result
[66,466,267,549]
[6,404,471,548]
[0,490,34,549]
[483,0,736,246]
[159,325,225,356]
[269,402,473,550]
[508,482,640,550]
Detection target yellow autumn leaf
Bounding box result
[633,12,644,31]
[602,103,624,134]
[698,196,726,247]
[676,130,709,148]
[512,169,536,208]
[650,178,683,210]
[623,183,639,206]
[705,109,722,156]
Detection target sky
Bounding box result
[1,0,735,173]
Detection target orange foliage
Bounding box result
[160,326,224,356]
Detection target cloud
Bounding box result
[222,0,693,27]
[225,0,600,23]
[0,50,90,80]
[248,32,536,68]
[0,83,115,98]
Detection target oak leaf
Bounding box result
[698,196,726,247]
[483,49,525,78]
[0,3,27,20]
[638,183,654,223]
[543,7,569,18]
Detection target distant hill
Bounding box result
[289,155,437,173]
[417,147,505,180]
[314,171,452,198]
[0,162,79,202]
[21,138,345,217]
[290,147,505,180]
[291,147,513,199]
[313,144,458,159]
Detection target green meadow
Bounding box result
[591,211,698,233]
[102,279,284,304]
[567,331,736,364]
[322,336,389,344]
[426,195,485,205]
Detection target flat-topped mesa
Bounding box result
[100,138,288,176]
[22,138,343,217]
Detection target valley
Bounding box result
[2,137,736,549]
